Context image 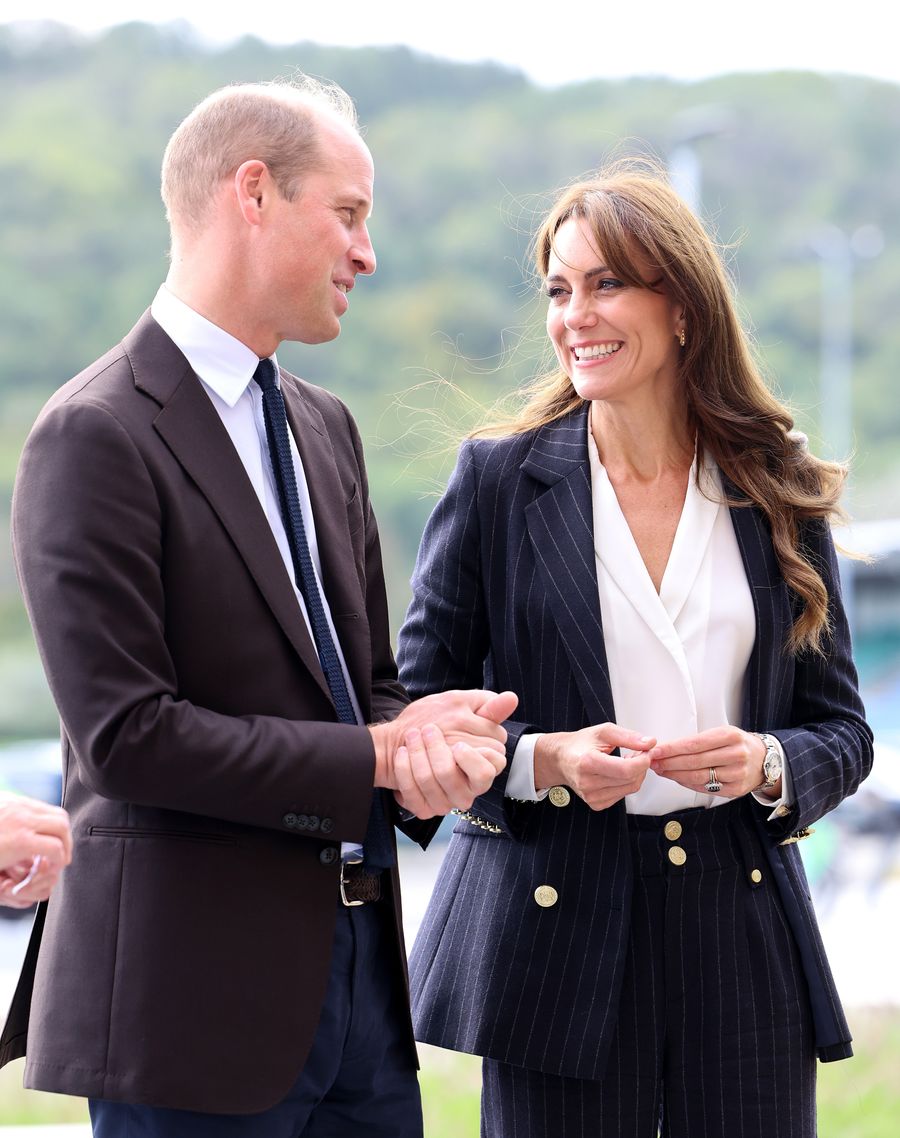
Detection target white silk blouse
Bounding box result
[589,433,753,813]
[508,425,791,815]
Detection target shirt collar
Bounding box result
[150,284,277,407]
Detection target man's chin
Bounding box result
[294,320,342,347]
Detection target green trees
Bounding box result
[2,22,898,735]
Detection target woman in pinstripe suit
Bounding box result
[397,163,873,1137]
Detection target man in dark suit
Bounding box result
[0,77,515,1136]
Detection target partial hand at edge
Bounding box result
[0,856,66,908]
[0,792,72,908]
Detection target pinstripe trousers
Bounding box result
[481,801,817,1138]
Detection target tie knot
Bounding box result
[253,357,278,392]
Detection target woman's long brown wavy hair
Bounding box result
[476,160,847,655]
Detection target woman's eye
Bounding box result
[597,277,624,291]
[545,286,568,300]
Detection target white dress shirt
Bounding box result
[151,284,366,855]
[507,424,791,817]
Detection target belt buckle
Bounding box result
[340,857,365,907]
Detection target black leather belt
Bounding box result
[340,858,383,906]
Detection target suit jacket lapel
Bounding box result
[124,314,333,705]
[727,486,792,732]
[522,407,616,726]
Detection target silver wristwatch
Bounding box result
[754,732,783,789]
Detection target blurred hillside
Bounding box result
[2,21,899,735]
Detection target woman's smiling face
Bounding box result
[545,216,684,406]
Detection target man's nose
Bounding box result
[353,226,376,276]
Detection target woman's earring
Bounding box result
[679,328,686,348]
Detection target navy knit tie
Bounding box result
[253,358,393,870]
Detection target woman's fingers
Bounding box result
[649,729,766,797]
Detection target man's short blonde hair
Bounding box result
[161,77,358,234]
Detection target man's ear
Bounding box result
[233,160,269,226]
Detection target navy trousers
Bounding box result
[482,801,817,1138]
[90,898,422,1137]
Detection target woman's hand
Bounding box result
[535,725,655,811]
[648,727,771,799]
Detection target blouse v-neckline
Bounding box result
[588,436,722,640]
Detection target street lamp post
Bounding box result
[668,141,704,214]
[808,223,883,635]
[667,105,734,215]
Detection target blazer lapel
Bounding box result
[521,407,616,726]
[727,488,792,731]
[125,314,333,704]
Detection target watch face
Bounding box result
[764,746,783,784]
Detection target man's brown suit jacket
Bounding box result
[0,312,411,1113]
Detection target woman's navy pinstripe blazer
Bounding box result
[397,404,873,1080]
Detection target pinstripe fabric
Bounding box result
[481,801,816,1138]
[397,404,873,1088]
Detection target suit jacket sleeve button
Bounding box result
[319,847,338,866]
[320,818,334,834]
[297,814,310,829]
[283,813,297,828]
[308,815,320,830]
